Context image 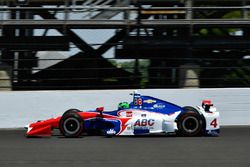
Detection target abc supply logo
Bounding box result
[134,119,155,127]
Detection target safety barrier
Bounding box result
[0,88,249,128]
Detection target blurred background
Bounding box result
[0,0,250,90]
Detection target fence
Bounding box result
[0,2,250,90]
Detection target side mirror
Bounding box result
[96,107,104,112]
[96,107,104,117]
[202,100,213,112]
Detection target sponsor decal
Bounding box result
[144,99,157,104]
[127,126,132,130]
[153,103,166,109]
[126,111,133,117]
[106,129,116,135]
[134,98,143,106]
[134,119,155,127]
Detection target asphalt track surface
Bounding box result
[0,127,249,167]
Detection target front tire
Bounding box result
[177,111,203,137]
[59,111,84,138]
[61,109,80,117]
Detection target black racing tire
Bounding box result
[183,106,206,135]
[61,109,81,117]
[177,111,203,137]
[59,111,84,138]
[183,106,199,113]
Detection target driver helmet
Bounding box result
[118,102,130,110]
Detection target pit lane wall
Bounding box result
[0,88,249,128]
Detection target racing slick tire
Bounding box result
[61,109,80,117]
[59,111,84,138]
[182,106,199,113]
[176,111,203,137]
[183,106,206,135]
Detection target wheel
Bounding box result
[182,106,206,135]
[61,109,80,117]
[177,111,203,137]
[59,111,84,138]
[182,106,199,113]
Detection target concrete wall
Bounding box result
[0,88,249,128]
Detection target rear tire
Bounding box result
[59,111,84,138]
[177,111,203,137]
[183,106,199,113]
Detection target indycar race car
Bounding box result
[25,91,220,137]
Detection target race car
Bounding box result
[25,91,220,137]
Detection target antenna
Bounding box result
[130,90,139,95]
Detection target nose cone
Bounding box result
[24,124,29,130]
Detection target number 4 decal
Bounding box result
[210,118,218,128]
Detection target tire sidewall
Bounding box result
[177,112,203,137]
[61,109,80,117]
[59,112,84,137]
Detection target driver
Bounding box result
[118,102,130,110]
